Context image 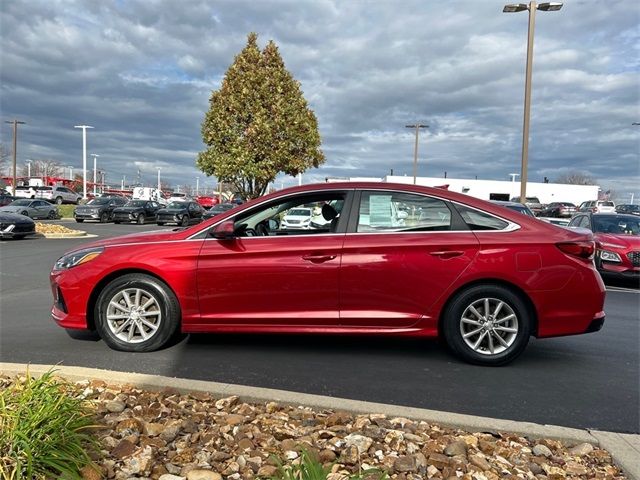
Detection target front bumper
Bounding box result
[0,223,36,238]
[75,211,101,220]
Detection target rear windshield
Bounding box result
[526,197,540,203]
[598,201,614,206]
[36,186,52,191]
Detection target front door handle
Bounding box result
[302,254,337,264]
[430,250,464,259]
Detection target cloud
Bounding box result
[0,0,638,200]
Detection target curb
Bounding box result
[40,232,96,238]
[1,363,638,480]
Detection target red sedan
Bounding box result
[50,182,606,365]
[568,212,640,283]
[196,195,220,209]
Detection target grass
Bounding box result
[269,450,389,480]
[0,370,99,480]
[57,204,76,218]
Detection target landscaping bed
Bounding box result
[0,373,626,480]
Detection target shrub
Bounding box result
[269,450,388,480]
[0,370,99,480]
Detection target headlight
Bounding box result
[54,247,104,271]
[599,249,621,263]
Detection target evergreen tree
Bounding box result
[197,33,324,199]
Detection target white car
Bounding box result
[578,200,616,214]
[167,192,192,203]
[34,185,81,204]
[281,207,313,229]
[11,185,38,199]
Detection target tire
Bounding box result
[48,210,56,219]
[137,213,145,225]
[157,222,165,226]
[181,215,189,227]
[55,196,63,205]
[114,221,121,224]
[21,210,29,216]
[99,211,109,223]
[94,273,180,352]
[442,284,531,366]
[75,219,84,223]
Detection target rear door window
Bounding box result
[454,205,510,231]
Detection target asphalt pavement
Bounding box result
[0,220,638,434]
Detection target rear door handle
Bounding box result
[430,250,464,259]
[302,254,337,264]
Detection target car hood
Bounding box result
[76,205,106,211]
[0,211,35,223]
[0,206,23,213]
[113,206,144,213]
[595,233,640,250]
[158,208,187,214]
[73,228,185,251]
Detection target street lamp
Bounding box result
[156,167,161,192]
[74,125,94,199]
[68,166,74,180]
[5,119,26,194]
[25,159,32,178]
[90,154,99,195]
[503,1,562,200]
[405,124,429,184]
[196,177,200,196]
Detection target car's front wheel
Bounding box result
[99,212,109,223]
[442,285,531,366]
[55,196,63,205]
[137,213,145,225]
[94,274,180,352]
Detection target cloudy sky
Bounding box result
[1,0,638,199]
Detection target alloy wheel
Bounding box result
[459,297,519,356]
[105,288,162,344]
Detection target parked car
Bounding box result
[167,192,191,203]
[615,204,640,216]
[112,200,162,224]
[202,202,236,220]
[156,201,204,226]
[577,200,616,214]
[50,182,606,365]
[11,185,38,199]
[510,196,543,216]
[0,192,15,207]
[0,199,58,219]
[568,213,639,283]
[0,212,36,239]
[280,207,313,229]
[539,202,577,218]
[490,200,535,217]
[195,195,219,210]
[35,185,81,204]
[74,196,128,223]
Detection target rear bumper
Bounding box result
[585,314,605,333]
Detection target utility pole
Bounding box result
[405,124,428,184]
[91,154,99,195]
[5,119,26,193]
[74,125,93,199]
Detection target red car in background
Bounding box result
[50,182,606,366]
[196,195,220,209]
[568,213,640,284]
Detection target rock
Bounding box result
[429,453,450,470]
[224,414,246,425]
[341,445,360,465]
[470,454,492,471]
[80,465,102,480]
[395,455,418,473]
[344,434,373,454]
[444,440,468,457]
[215,395,239,409]
[115,418,143,434]
[564,461,588,475]
[143,421,164,437]
[568,443,594,456]
[326,411,352,426]
[320,449,337,463]
[257,465,278,477]
[186,470,222,480]
[110,439,137,459]
[532,444,553,458]
[161,423,181,442]
[427,464,440,478]
[528,462,543,475]
[106,400,126,413]
[237,437,254,450]
[159,475,185,480]
[120,445,154,476]
[478,439,496,455]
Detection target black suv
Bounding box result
[74,196,128,223]
[113,200,162,224]
[156,201,204,226]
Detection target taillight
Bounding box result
[557,241,595,260]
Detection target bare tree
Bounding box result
[0,143,9,175]
[555,171,597,185]
[31,159,64,178]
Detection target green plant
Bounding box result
[57,204,76,218]
[268,450,388,480]
[0,370,99,480]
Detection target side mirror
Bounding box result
[267,219,279,230]
[211,220,236,240]
[397,211,408,220]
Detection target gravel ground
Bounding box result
[4,375,624,480]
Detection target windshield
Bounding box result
[168,202,186,209]
[10,199,31,206]
[505,204,535,217]
[598,201,614,207]
[126,200,147,207]
[593,215,640,236]
[36,186,52,191]
[87,198,110,205]
[525,197,540,203]
[170,193,186,198]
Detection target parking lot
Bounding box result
[0,219,638,434]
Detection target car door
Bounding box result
[195,190,352,326]
[32,200,50,219]
[339,190,480,328]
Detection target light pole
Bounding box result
[5,119,26,193]
[405,124,428,184]
[156,167,161,192]
[504,2,562,200]
[68,166,74,180]
[74,125,94,199]
[196,176,200,195]
[25,159,32,178]
[90,154,99,195]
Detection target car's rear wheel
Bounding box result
[48,210,56,219]
[157,221,164,226]
[76,218,84,223]
[137,213,145,225]
[442,285,531,366]
[21,210,29,217]
[95,274,180,352]
[55,196,63,205]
